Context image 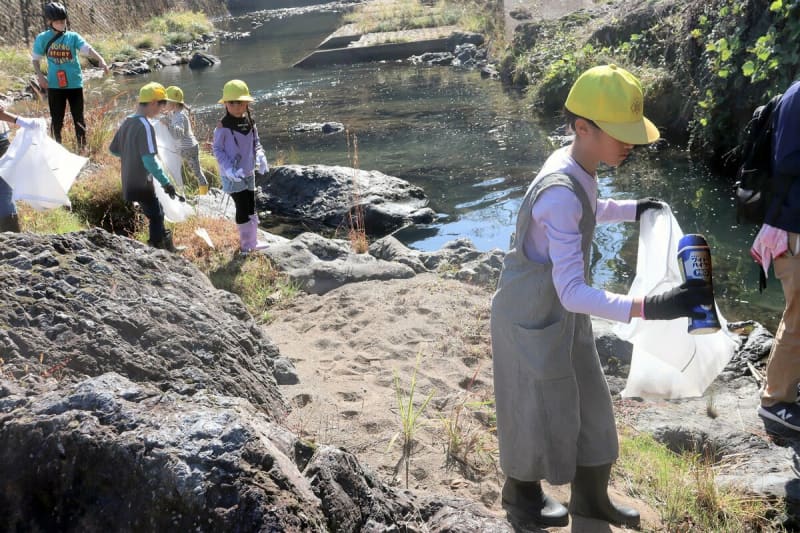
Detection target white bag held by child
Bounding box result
[0,118,87,209]
[154,181,194,223]
[153,119,184,190]
[613,207,740,399]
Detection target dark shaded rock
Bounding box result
[0,229,286,417]
[450,31,485,47]
[273,356,300,385]
[719,321,774,381]
[261,232,415,295]
[257,165,436,236]
[1,372,510,532]
[509,7,533,20]
[188,52,220,69]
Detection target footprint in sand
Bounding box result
[291,393,312,408]
[336,391,361,402]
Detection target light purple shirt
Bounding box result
[523,146,637,323]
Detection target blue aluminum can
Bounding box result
[677,234,721,334]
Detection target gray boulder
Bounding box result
[369,236,503,286]
[0,229,288,413]
[257,165,436,236]
[0,372,511,531]
[188,52,220,69]
[261,232,415,295]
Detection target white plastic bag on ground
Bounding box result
[0,118,87,209]
[154,181,194,223]
[153,119,184,190]
[613,207,740,399]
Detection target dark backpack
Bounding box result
[732,93,782,224]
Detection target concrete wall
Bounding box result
[0,0,229,47]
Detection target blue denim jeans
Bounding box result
[0,136,15,217]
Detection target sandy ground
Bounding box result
[265,273,661,532]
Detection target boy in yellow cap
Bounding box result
[490,65,712,529]
[212,79,269,253]
[110,82,180,251]
[163,86,209,195]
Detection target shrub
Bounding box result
[69,165,139,236]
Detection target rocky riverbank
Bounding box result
[0,208,794,530]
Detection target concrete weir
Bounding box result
[294,25,482,68]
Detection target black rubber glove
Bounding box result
[635,197,664,221]
[643,280,713,320]
[163,183,177,199]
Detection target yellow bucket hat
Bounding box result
[139,82,167,104]
[218,79,255,103]
[565,64,660,145]
[165,86,184,104]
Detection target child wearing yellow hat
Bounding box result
[490,65,712,529]
[163,86,209,195]
[212,79,269,253]
[110,82,179,251]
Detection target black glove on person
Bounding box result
[163,183,177,199]
[635,197,665,221]
[643,279,713,320]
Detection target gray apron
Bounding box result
[491,172,618,485]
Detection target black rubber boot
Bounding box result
[149,229,183,253]
[569,464,640,529]
[0,214,21,232]
[502,477,569,528]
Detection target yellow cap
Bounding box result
[218,79,255,104]
[139,82,167,104]
[165,86,184,104]
[565,64,660,145]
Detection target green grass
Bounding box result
[0,46,36,93]
[17,203,87,234]
[388,350,435,488]
[617,429,780,531]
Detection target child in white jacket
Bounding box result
[163,86,209,195]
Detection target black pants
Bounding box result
[48,87,86,148]
[231,189,255,224]
[138,193,165,244]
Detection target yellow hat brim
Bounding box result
[218,96,255,104]
[594,116,660,145]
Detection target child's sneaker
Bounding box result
[758,402,800,431]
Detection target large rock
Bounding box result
[0,372,511,531]
[257,165,436,236]
[0,229,288,416]
[369,235,504,286]
[188,52,220,69]
[261,232,415,295]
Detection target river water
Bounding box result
[111,5,784,329]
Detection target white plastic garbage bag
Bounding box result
[613,207,740,399]
[0,118,87,210]
[153,119,184,190]
[154,181,194,223]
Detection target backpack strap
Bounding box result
[43,30,65,57]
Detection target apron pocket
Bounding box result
[511,319,572,380]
